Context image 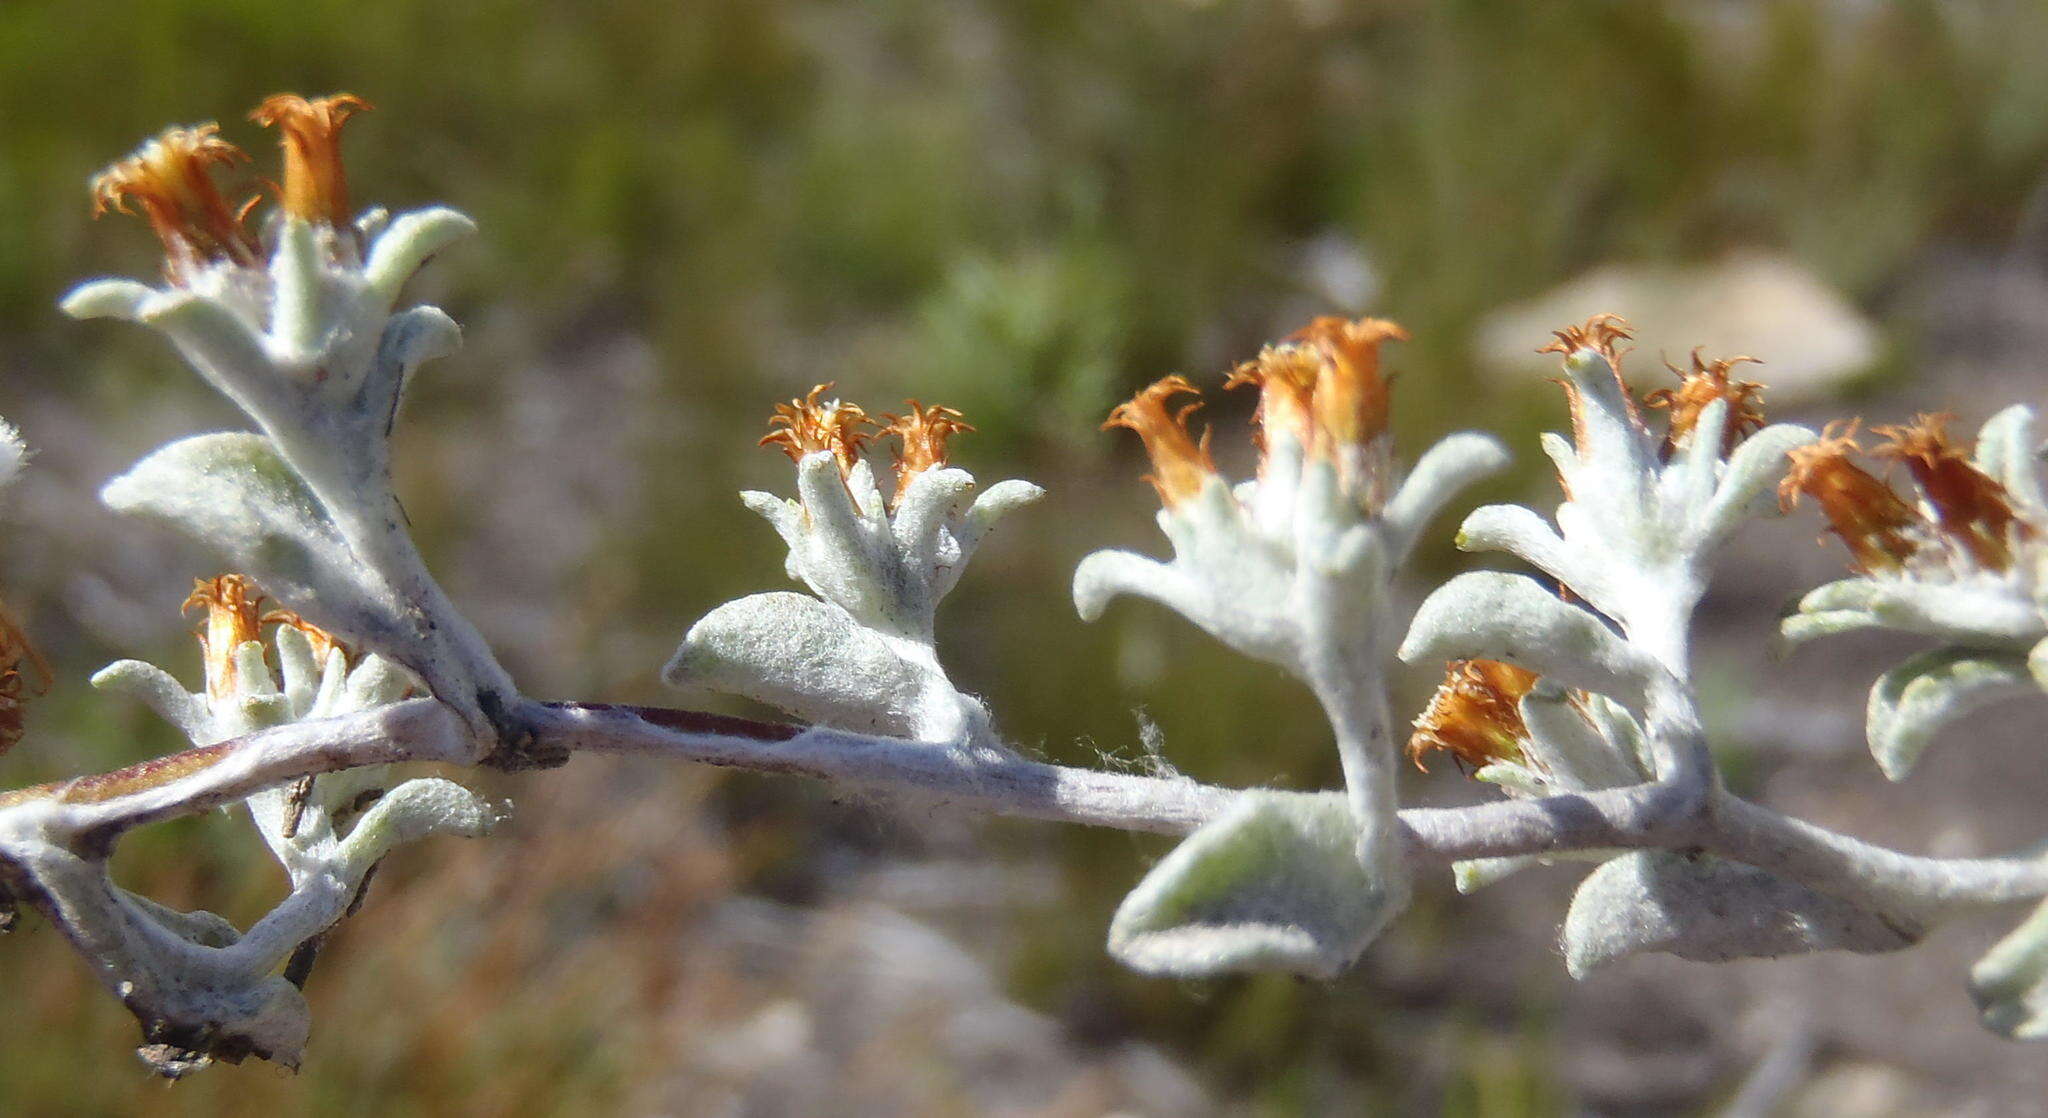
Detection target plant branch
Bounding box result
[6,697,2044,918]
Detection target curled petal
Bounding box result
[1102,376,1216,508]
[250,93,371,227]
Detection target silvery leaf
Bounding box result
[1970,896,2048,1040]
[665,592,941,737]
[1108,791,1406,980]
[1866,648,2034,780]
[1399,571,1660,704]
[1561,851,1920,978]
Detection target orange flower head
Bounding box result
[1643,349,1766,458]
[1292,316,1407,448]
[1224,343,1320,464]
[1407,659,1539,774]
[182,574,269,700]
[90,125,259,277]
[0,601,51,759]
[1539,314,1641,452]
[881,401,975,504]
[761,383,876,477]
[1103,375,1217,508]
[1872,412,2030,571]
[1779,421,1921,574]
[1537,313,1635,368]
[251,93,372,227]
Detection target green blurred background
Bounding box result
[6,1,2048,1113]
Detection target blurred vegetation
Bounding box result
[5,0,2048,1113]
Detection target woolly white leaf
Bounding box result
[59,278,159,322]
[1518,682,1646,789]
[90,660,210,741]
[1071,548,1201,623]
[1776,607,1885,652]
[1454,855,1541,893]
[1399,571,1660,703]
[1108,791,1406,980]
[101,433,391,642]
[333,777,498,878]
[1381,431,1510,560]
[664,592,942,737]
[957,477,1045,553]
[1699,422,1817,536]
[1455,504,1611,611]
[363,207,477,304]
[1866,649,2034,780]
[1971,896,2048,1040]
[1791,577,2042,647]
[1973,405,2045,514]
[1561,851,1920,978]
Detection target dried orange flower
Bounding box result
[1103,375,1217,508]
[1292,316,1407,448]
[1644,349,1766,458]
[761,384,876,477]
[90,125,259,277]
[1537,312,1635,368]
[183,574,269,700]
[0,602,51,758]
[250,93,372,227]
[1225,343,1321,464]
[1780,421,1921,574]
[1872,412,2030,571]
[882,401,974,503]
[1407,659,1540,773]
